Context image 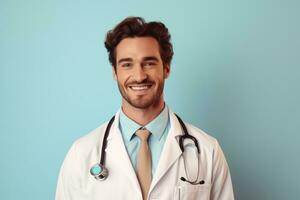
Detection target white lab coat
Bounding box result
[55,109,234,200]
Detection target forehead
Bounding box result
[115,37,161,61]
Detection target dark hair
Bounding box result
[104,16,173,68]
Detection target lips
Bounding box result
[129,84,152,91]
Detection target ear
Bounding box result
[112,66,117,80]
[163,64,171,79]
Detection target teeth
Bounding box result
[130,85,150,90]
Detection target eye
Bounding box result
[144,62,157,66]
[121,63,132,68]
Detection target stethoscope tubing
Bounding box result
[100,116,115,166]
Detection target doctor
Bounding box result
[55,16,234,200]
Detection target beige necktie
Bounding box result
[135,128,152,200]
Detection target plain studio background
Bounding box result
[1,0,299,199]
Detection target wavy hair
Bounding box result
[104,17,173,68]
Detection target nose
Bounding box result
[132,65,147,82]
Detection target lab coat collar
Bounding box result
[106,109,121,141]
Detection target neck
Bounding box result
[121,98,165,126]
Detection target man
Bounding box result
[56,17,234,200]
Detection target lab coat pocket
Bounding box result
[174,183,211,200]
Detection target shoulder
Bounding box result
[67,111,120,157]
[184,122,219,151]
[168,108,221,154]
[70,121,109,155]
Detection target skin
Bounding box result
[112,37,170,126]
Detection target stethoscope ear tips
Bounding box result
[90,164,108,181]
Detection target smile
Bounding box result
[129,85,152,91]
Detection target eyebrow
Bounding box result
[143,56,159,62]
[117,56,159,65]
[117,58,133,65]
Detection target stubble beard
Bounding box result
[117,80,164,109]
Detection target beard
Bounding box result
[116,78,164,109]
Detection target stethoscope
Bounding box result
[90,114,204,185]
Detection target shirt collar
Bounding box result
[119,105,169,142]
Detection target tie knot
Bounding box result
[135,128,150,141]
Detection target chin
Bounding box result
[129,100,153,109]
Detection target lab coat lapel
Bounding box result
[150,110,183,192]
[105,111,142,196]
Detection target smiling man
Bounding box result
[113,36,169,125]
[56,17,234,200]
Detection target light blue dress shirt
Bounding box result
[118,105,170,176]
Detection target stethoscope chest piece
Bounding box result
[90,163,108,181]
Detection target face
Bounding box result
[113,37,170,110]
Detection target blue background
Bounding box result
[1,0,299,199]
